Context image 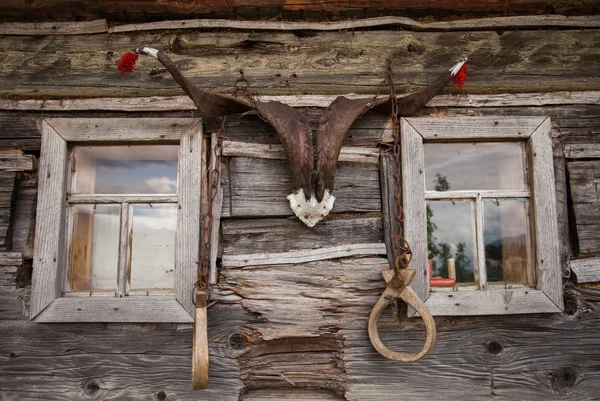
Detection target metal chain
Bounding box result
[385,60,413,281]
[195,116,226,291]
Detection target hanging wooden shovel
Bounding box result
[192,289,209,390]
[368,269,436,362]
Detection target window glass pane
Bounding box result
[72,145,178,194]
[484,199,531,286]
[67,204,120,292]
[129,204,177,290]
[424,142,526,191]
[427,201,477,288]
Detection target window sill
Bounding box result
[34,296,194,323]
[422,288,562,316]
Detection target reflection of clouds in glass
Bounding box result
[93,159,178,194]
[425,143,524,191]
[133,205,177,231]
[145,177,177,194]
[428,201,476,272]
[483,199,528,245]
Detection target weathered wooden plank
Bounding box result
[224,157,381,218]
[1,30,600,98]
[0,19,107,35]
[571,258,600,284]
[3,1,599,20]
[566,160,600,255]
[222,140,380,164]
[0,154,35,171]
[44,118,202,142]
[10,175,37,258]
[67,194,178,203]
[565,143,600,159]
[400,119,427,304]
[112,15,600,34]
[0,252,22,266]
[405,116,545,140]
[30,123,68,319]
[424,289,560,316]
[0,172,16,251]
[36,296,194,323]
[223,243,387,267]
[176,126,203,316]
[222,216,383,255]
[1,92,598,112]
[530,118,563,310]
[209,132,223,285]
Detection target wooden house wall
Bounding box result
[1,16,600,400]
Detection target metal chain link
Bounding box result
[384,60,413,281]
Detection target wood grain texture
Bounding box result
[109,15,600,34]
[1,30,600,98]
[0,172,17,251]
[400,119,427,304]
[176,125,203,316]
[0,19,107,35]
[10,175,36,258]
[0,154,35,171]
[571,257,600,284]
[530,118,564,310]
[209,132,223,285]
[222,216,383,256]
[567,159,600,254]
[1,91,597,112]
[35,296,194,323]
[0,252,22,266]
[222,140,379,164]
[425,288,560,315]
[44,118,202,142]
[30,122,68,319]
[116,202,130,297]
[222,243,387,267]
[192,290,209,390]
[565,143,600,159]
[405,116,545,140]
[222,157,381,218]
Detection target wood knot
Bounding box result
[82,379,100,396]
[552,366,577,391]
[228,332,248,351]
[486,340,503,355]
[154,390,167,400]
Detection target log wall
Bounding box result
[1,17,600,401]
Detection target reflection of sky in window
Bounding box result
[95,159,178,194]
[483,199,528,246]
[130,204,177,290]
[427,201,476,273]
[424,142,525,191]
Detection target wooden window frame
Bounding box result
[400,116,563,316]
[30,118,203,323]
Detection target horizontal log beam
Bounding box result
[2,1,599,21]
[0,19,107,35]
[0,154,35,172]
[1,30,599,98]
[109,15,600,34]
[0,92,598,111]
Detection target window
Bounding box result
[31,118,203,322]
[398,117,563,315]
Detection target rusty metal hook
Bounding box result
[368,269,436,362]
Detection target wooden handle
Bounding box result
[192,290,209,390]
[368,271,436,362]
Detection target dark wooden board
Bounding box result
[0,30,599,98]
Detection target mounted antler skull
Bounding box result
[125,47,467,227]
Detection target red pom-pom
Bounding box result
[452,64,468,90]
[117,52,138,75]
